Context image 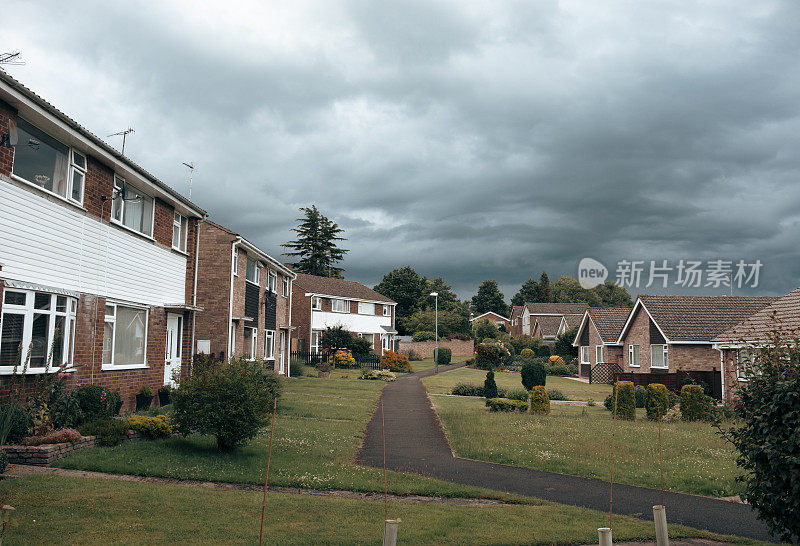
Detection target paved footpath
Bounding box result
[356,363,775,542]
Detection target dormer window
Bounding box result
[112,175,154,237]
[12,118,85,205]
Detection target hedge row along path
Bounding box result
[356,363,775,542]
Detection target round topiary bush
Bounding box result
[520,348,534,360]
[529,386,551,414]
[521,360,546,390]
[645,383,670,421]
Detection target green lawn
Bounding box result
[422,367,612,401]
[429,395,742,497]
[54,374,513,499]
[409,355,470,373]
[0,474,751,545]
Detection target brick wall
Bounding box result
[291,289,311,352]
[82,156,115,220]
[670,344,720,372]
[194,222,234,358]
[397,339,474,358]
[620,306,652,371]
[0,100,17,177]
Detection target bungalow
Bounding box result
[470,311,510,331]
[615,294,777,397]
[291,273,397,355]
[572,307,631,378]
[0,70,206,409]
[520,302,589,338]
[193,220,296,375]
[532,315,568,343]
[712,286,800,403]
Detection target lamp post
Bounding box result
[430,292,439,374]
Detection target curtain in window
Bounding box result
[115,307,146,366]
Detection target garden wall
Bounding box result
[1,431,142,466]
[398,339,474,358]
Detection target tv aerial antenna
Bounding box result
[108,127,134,155]
[182,162,196,198]
[0,51,24,66]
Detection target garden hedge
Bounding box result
[485,397,528,413]
[606,381,636,420]
[436,347,452,365]
[680,384,713,421]
[645,383,670,421]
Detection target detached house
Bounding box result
[470,311,510,331]
[713,286,800,403]
[521,302,588,343]
[0,70,205,408]
[615,295,777,397]
[291,273,397,355]
[193,221,296,375]
[509,305,523,336]
[573,307,631,377]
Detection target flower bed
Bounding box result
[1,430,143,467]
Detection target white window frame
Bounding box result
[267,271,277,293]
[358,302,373,315]
[111,175,155,238]
[172,211,188,252]
[232,247,239,276]
[310,330,321,354]
[628,344,641,367]
[595,345,604,364]
[243,326,257,360]
[650,344,669,370]
[102,301,149,370]
[737,348,757,381]
[358,332,374,349]
[383,305,391,317]
[0,289,77,374]
[282,276,289,297]
[264,330,275,360]
[332,299,349,313]
[311,297,322,311]
[246,257,260,285]
[580,346,590,364]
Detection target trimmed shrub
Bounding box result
[128,414,171,439]
[634,385,647,408]
[605,382,636,420]
[529,386,551,414]
[485,397,528,413]
[520,348,534,360]
[483,372,499,399]
[173,357,281,451]
[504,388,530,402]
[359,369,397,381]
[451,383,483,397]
[79,418,130,446]
[21,428,82,446]
[536,344,551,357]
[334,350,356,368]
[412,331,436,342]
[680,384,713,421]
[73,385,122,422]
[474,343,504,370]
[546,388,568,401]
[521,360,546,390]
[0,403,32,444]
[380,350,412,373]
[645,383,670,421]
[349,336,373,359]
[544,362,570,376]
[436,347,452,365]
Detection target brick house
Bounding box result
[0,70,206,409]
[712,286,800,403]
[572,307,631,377]
[509,305,523,336]
[615,295,777,397]
[470,311,510,331]
[520,302,589,339]
[193,221,296,375]
[291,273,397,355]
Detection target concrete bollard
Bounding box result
[653,505,669,546]
[598,527,612,546]
[383,519,401,546]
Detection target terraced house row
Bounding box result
[0,70,395,409]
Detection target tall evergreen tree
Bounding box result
[511,277,539,306]
[471,280,509,316]
[538,271,552,303]
[282,206,348,278]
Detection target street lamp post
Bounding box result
[430,292,439,374]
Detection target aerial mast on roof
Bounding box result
[0,51,24,66]
[107,127,134,155]
[182,162,195,198]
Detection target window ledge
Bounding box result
[101,364,149,371]
[0,366,77,376]
[629,364,641,368]
[171,247,190,257]
[650,366,668,371]
[109,219,156,242]
[9,174,87,212]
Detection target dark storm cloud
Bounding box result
[5,0,800,299]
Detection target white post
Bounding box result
[598,527,612,546]
[653,505,669,546]
[383,519,400,546]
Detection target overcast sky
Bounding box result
[5,1,800,301]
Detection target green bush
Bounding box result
[536,344,551,357]
[0,403,32,444]
[605,382,635,420]
[289,358,305,378]
[520,348,534,360]
[412,331,436,342]
[529,386,551,414]
[0,449,6,474]
[483,372,498,399]
[546,388,568,401]
[645,383,670,421]
[520,360,546,390]
[406,350,423,361]
[485,397,527,413]
[380,350,412,373]
[634,385,647,408]
[51,393,85,429]
[349,336,373,359]
[128,414,171,439]
[503,388,530,402]
[359,369,397,382]
[173,357,281,451]
[680,385,713,421]
[73,385,122,422]
[79,418,130,446]
[474,343,505,370]
[451,383,483,397]
[436,347,452,365]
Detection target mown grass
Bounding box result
[407,354,470,373]
[0,474,753,545]
[55,374,511,499]
[423,367,613,401]
[429,395,742,497]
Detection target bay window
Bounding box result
[332,299,349,313]
[112,175,154,237]
[265,330,275,360]
[650,344,669,369]
[0,289,77,372]
[103,303,148,369]
[172,212,188,252]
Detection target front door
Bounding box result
[165,314,182,386]
[279,330,287,374]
